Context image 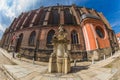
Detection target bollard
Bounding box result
[74,60,76,67]
[111,52,112,57]
[33,58,35,64]
[92,58,95,64]
[104,55,106,60]
[12,52,15,58]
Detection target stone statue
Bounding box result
[48,25,71,74]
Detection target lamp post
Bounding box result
[33,48,37,61]
[12,49,15,58]
[33,40,39,61]
[11,33,16,58]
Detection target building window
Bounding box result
[48,9,60,25]
[71,30,79,44]
[29,31,36,46]
[6,35,10,45]
[96,27,104,38]
[23,13,30,28]
[39,10,47,25]
[46,30,55,44]
[17,13,28,30]
[64,8,77,25]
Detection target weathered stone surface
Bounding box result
[48,25,71,74]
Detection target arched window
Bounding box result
[96,26,105,38]
[47,30,55,44]
[39,10,47,25]
[6,35,10,44]
[33,9,47,26]
[29,31,36,46]
[71,30,79,44]
[48,9,60,25]
[64,8,77,25]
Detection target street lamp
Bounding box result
[33,40,39,61]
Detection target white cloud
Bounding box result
[0,24,6,32]
[0,0,40,39]
[54,0,89,5]
[0,0,39,33]
[111,21,120,28]
[0,0,39,19]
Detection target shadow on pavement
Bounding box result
[71,65,89,73]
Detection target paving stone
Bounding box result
[32,76,43,80]
[95,73,112,80]
[1,48,120,80]
[14,72,28,78]
[61,74,74,78]
[43,73,56,77]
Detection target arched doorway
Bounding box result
[15,33,23,52]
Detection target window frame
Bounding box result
[28,31,36,46]
[71,30,79,44]
[95,26,105,38]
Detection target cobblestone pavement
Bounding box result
[109,57,120,80]
[1,48,120,80]
[110,69,120,80]
[0,51,15,80]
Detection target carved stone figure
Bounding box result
[48,25,71,74]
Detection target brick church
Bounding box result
[0,4,119,61]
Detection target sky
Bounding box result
[0,0,120,39]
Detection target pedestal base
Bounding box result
[48,57,71,74]
[48,57,57,73]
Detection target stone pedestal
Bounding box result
[64,57,71,74]
[57,57,63,73]
[48,56,71,74]
[48,57,57,73]
[48,25,71,74]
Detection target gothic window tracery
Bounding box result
[96,27,105,38]
[48,9,60,25]
[64,8,77,25]
[29,31,36,46]
[71,30,79,44]
[47,30,55,44]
